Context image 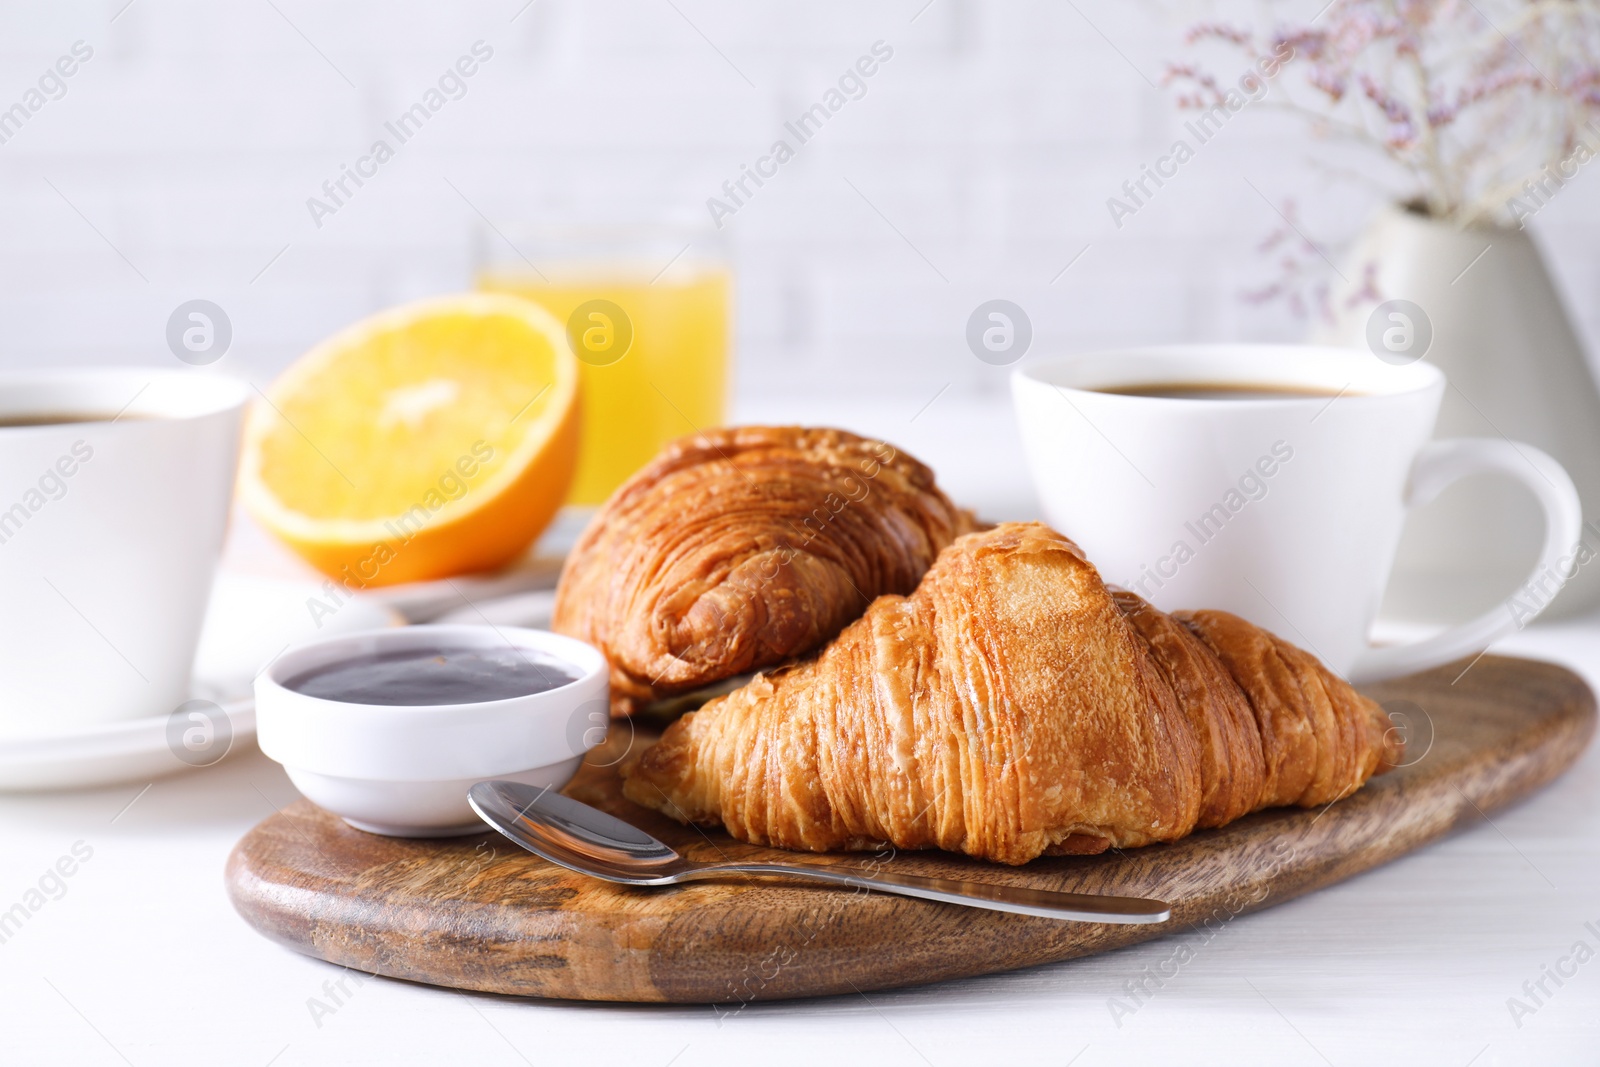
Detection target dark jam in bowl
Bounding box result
[285,646,583,706]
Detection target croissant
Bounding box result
[622,522,1401,865]
[553,426,974,715]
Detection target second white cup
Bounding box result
[1012,345,1582,683]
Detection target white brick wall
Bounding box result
[2,0,1598,410]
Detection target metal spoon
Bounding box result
[467,780,1171,924]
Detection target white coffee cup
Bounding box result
[1012,345,1583,683]
[0,369,249,736]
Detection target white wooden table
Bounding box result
[1,612,1595,1065]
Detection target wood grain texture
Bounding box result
[225,655,1595,1003]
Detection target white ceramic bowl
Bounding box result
[255,625,609,837]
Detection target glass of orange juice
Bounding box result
[476,226,732,506]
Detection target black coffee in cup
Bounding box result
[1093,382,1350,400]
[0,412,143,427]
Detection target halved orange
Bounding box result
[240,293,580,586]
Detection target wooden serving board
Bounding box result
[227,655,1594,1003]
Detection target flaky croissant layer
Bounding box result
[553,426,974,715]
[622,522,1401,865]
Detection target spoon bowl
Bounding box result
[470,780,685,882]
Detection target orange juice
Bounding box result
[479,264,730,505]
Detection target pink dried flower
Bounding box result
[1345,261,1383,309]
[1186,22,1254,47]
[1309,67,1350,102]
[1359,73,1418,146]
[1168,0,1600,313]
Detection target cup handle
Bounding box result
[1349,438,1583,684]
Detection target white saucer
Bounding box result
[0,697,257,791]
[0,572,404,792]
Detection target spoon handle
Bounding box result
[687,861,1170,923]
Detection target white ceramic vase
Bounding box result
[1314,203,1600,621]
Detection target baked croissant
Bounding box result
[553,426,974,715]
[622,522,1400,865]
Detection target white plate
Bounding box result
[357,554,565,623]
[0,572,403,792]
[430,588,556,628]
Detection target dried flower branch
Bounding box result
[1166,0,1600,227]
[1239,199,1379,323]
